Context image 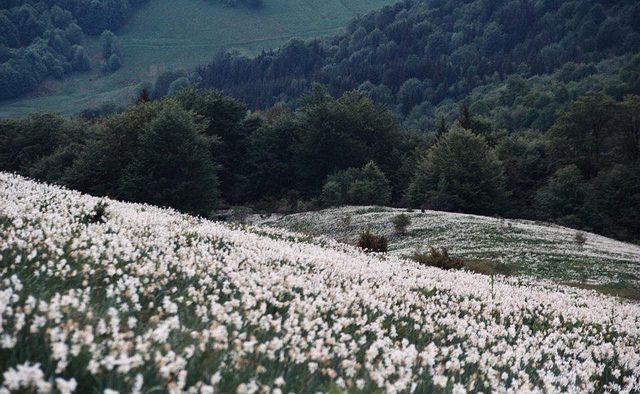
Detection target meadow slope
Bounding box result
[252,207,640,299]
[1,173,640,393]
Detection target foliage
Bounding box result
[357,230,388,253]
[412,247,464,271]
[575,231,587,247]
[406,126,508,215]
[1,84,639,242]
[391,213,411,235]
[534,165,591,229]
[197,0,640,114]
[119,101,219,216]
[320,162,392,207]
[0,0,147,99]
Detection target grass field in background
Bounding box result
[252,206,640,300]
[0,0,396,118]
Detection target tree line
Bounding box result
[1,86,639,243]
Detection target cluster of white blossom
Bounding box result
[0,173,639,393]
[254,206,640,287]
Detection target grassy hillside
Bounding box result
[252,206,640,299]
[0,0,396,118]
[1,172,640,392]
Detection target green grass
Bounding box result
[567,282,640,301]
[0,0,396,118]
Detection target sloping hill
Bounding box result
[252,206,640,298]
[1,172,640,392]
[196,0,640,112]
[0,0,396,118]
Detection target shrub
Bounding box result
[412,247,464,270]
[357,231,388,253]
[464,260,514,276]
[81,201,108,224]
[392,213,411,235]
[575,231,587,246]
[228,207,253,224]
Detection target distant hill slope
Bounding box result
[197,0,640,118]
[1,172,640,392]
[252,206,640,298]
[0,0,396,118]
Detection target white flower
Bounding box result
[433,375,448,388]
[56,378,77,394]
[452,383,466,394]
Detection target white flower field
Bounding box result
[252,207,640,295]
[1,172,640,393]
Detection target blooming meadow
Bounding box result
[254,207,640,291]
[1,173,639,393]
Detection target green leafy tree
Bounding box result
[174,87,251,203]
[0,113,68,173]
[246,111,298,201]
[120,102,219,216]
[597,18,626,49]
[588,164,640,242]
[70,45,91,72]
[100,30,123,59]
[294,90,399,196]
[347,162,392,206]
[397,78,425,114]
[0,13,19,47]
[496,133,549,216]
[617,95,640,162]
[68,102,167,197]
[320,162,391,206]
[534,165,591,228]
[406,126,507,215]
[319,180,344,207]
[548,94,616,178]
[168,77,191,96]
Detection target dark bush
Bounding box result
[81,201,109,224]
[464,260,514,276]
[392,213,411,235]
[357,231,388,253]
[575,231,587,246]
[412,247,464,270]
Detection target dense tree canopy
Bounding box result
[1,86,640,242]
[197,0,640,114]
[0,0,146,99]
[406,126,507,215]
[120,102,219,215]
[321,161,392,207]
